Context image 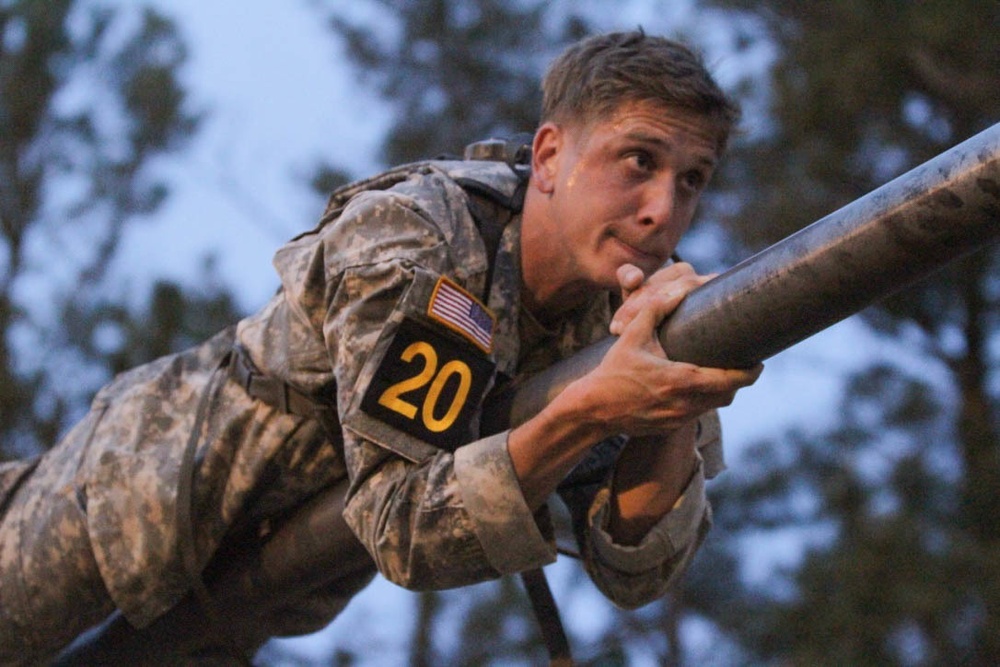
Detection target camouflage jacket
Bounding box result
[52,160,723,629]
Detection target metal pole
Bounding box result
[503,121,1000,428]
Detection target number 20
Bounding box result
[378,341,473,433]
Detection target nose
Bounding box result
[638,180,676,229]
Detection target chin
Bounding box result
[594,269,622,291]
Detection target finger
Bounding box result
[616,291,688,349]
[682,363,765,400]
[651,265,715,292]
[612,273,705,335]
[649,261,696,284]
[714,363,763,389]
[742,362,765,386]
[611,267,643,336]
[696,272,718,285]
[616,263,645,297]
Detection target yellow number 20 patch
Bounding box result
[377,341,472,433]
[361,318,495,450]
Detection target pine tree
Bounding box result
[324,0,591,166]
[0,1,218,460]
[694,1,1000,663]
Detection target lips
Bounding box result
[610,233,665,266]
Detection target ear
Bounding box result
[531,122,562,195]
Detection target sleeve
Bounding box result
[294,189,555,591]
[583,459,711,609]
[559,412,722,609]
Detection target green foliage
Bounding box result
[64,264,242,378]
[322,0,588,167]
[698,1,1000,664]
[448,578,543,666]
[708,0,1000,248]
[0,1,213,459]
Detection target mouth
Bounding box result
[609,234,666,267]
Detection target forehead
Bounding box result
[577,99,725,159]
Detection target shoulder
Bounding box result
[276,161,523,282]
[323,159,524,218]
[341,160,523,243]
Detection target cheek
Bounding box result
[672,206,698,237]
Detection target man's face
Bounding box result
[530,100,721,291]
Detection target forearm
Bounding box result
[509,384,701,546]
[583,475,711,609]
[577,420,712,608]
[507,380,612,511]
[607,422,699,545]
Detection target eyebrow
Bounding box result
[623,130,719,170]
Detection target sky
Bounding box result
[73,0,934,663]
[111,1,389,310]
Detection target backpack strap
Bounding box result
[458,132,532,299]
[459,173,528,301]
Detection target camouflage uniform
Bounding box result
[0,160,723,663]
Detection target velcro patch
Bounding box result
[361,317,495,450]
[427,276,496,353]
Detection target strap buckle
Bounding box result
[229,345,313,418]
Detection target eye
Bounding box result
[680,169,708,194]
[625,150,656,174]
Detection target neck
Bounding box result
[520,188,593,324]
[521,273,594,325]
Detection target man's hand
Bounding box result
[609,261,714,336]
[508,261,760,512]
[583,263,760,438]
[595,262,762,544]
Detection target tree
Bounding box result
[0,0,209,460]
[693,1,1000,663]
[323,0,591,167]
[65,262,243,379]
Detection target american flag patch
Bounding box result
[428,277,496,353]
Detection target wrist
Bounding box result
[507,380,619,510]
[550,376,621,443]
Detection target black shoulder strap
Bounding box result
[455,133,531,299]
[460,173,528,301]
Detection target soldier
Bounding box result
[0,30,761,663]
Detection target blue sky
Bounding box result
[112,1,389,310]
